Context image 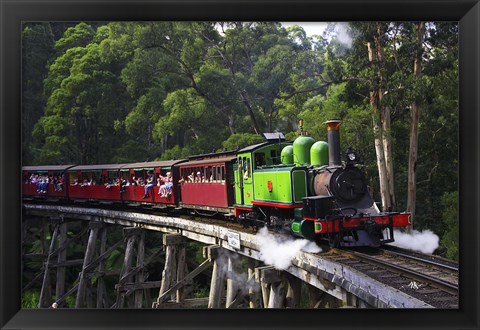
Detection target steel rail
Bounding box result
[344,249,459,296]
[380,248,459,272]
[380,245,459,271]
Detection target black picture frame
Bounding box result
[1,0,479,329]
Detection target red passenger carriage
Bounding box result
[178,154,236,213]
[119,160,182,205]
[22,165,74,199]
[67,164,127,201]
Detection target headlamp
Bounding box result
[345,147,358,163]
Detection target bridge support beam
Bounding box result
[225,253,240,308]
[285,273,301,308]
[344,291,370,308]
[307,284,344,308]
[255,266,287,308]
[55,220,68,307]
[96,226,108,308]
[76,222,104,308]
[152,233,188,307]
[205,245,226,308]
[115,227,147,308]
[248,259,261,308]
[38,217,62,307]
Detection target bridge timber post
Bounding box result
[38,216,61,307]
[225,253,239,308]
[75,221,104,308]
[205,245,226,308]
[248,259,261,308]
[114,227,147,308]
[96,226,108,308]
[254,266,287,308]
[158,234,186,303]
[285,273,301,308]
[55,220,68,307]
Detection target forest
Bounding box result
[22,21,458,260]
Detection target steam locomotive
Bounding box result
[22,120,410,247]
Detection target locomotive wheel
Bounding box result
[328,234,341,248]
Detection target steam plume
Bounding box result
[255,227,322,270]
[389,229,439,254]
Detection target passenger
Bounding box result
[120,177,126,193]
[187,172,195,182]
[36,175,44,193]
[142,171,155,198]
[158,172,173,197]
[164,172,173,196]
[158,176,166,196]
[105,178,113,189]
[38,175,49,193]
[195,171,204,182]
[72,178,79,186]
[56,175,64,192]
[35,175,41,192]
[243,168,249,180]
[51,176,58,191]
[130,176,136,186]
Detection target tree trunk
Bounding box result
[407,22,426,232]
[228,113,236,135]
[367,37,391,212]
[382,106,396,210]
[372,110,391,211]
[240,90,262,135]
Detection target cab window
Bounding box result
[254,153,266,168]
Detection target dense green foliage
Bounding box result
[440,191,459,261]
[22,22,458,260]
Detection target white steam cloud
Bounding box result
[389,229,439,254]
[255,227,322,270]
[334,23,353,49]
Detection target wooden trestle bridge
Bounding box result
[22,203,433,309]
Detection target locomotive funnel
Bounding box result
[324,120,342,166]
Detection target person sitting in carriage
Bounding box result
[142,171,155,198]
[158,172,173,198]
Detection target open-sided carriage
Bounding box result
[22,165,74,199]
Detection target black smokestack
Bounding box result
[324,120,342,166]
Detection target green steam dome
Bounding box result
[293,136,315,166]
[310,141,329,166]
[281,145,294,165]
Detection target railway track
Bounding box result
[323,246,459,308]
